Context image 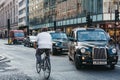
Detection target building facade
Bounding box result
[18,0,29,27]
[29,0,120,36]
[18,0,29,36]
[0,0,119,37]
[0,0,18,38]
[29,0,44,29]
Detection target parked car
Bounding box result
[24,35,36,47]
[48,30,69,55]
[68,28,118,70]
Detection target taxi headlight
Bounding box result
[112,48,117,54]
[80,48,86,53]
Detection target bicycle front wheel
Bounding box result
[43,58,51,79]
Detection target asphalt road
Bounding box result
[0,39,120,80]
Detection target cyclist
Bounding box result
[34,27,52,66]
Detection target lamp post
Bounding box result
[114,0,119,47]
[7,19,10,44]
[114,10,119,47]
[27,0,29,36]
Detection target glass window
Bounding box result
[77,30,107,41]
[50,32,67,40]
[97,0,102,14]
[19,0,24,7]
[14,32,24,37]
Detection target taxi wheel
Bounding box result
[110,65,115,70]
[52,49,56,55]
[74,54,82,69]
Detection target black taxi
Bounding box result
[68,28,118,69]
[48,30,68,55]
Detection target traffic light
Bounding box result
[8,19,10,30]
[115,10,119,21]
[86,13,92,27]
[54,21,56,30]
[86,14,90,23]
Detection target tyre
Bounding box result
[110,65,115,70]
[44,58,51,79]
[36,62,41,73]
[52,48,56,55]
[24,43,26,46]
[74,54,82,69]
[13,40,17,44]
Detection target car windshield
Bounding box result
[50,32,67,40]
[14,32,24,37]
[77,30,107,42]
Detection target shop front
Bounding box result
[99,22,120,44]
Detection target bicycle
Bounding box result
[36,52,51,79]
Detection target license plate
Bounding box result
[62,49,68,50]
[93,61,107,65]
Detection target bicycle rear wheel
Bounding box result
[36,62,41,73]
[43,58,51,79]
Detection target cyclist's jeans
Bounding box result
[36,48,50,64]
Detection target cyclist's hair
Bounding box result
[41,27,48,32]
